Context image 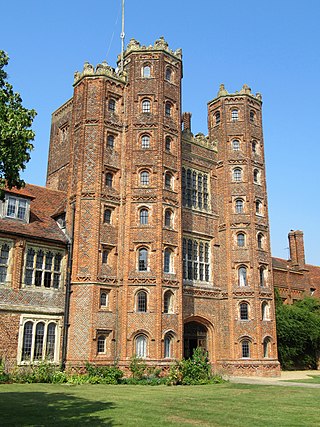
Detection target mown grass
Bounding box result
[285,375,320,384]
[1,382,320,426]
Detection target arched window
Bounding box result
[140,171,149,186]
[231,109,238,121]
[215,111,220,125]
[235,198,244,214]
[22,321,33,361]
[107,134,114,149]
[252,141,257,153]
[102,249,109,264]
[259,266,266,287]
[97,335,106,353]
[233,168,242,182]
[164,172,173,189]
[241,340,250,358]
[165,101,172,117]
[164,333,173,358]
[105,173,113,187]
[232,139,240,151]
[250,110,255,123]
[137,290,147,312]
[164,209,172,228]
[138,248,148,271]
[46,323,56,360]
[34,322,45,360]
[100,291,108,307]
[240,302,249,320]
[142,99,151,113]
[253,169,259,184]
[141,134,150,149]
[255,199,262,215]
[135,334,147,358]
[164,248,172,273]
[164,290,174,313]
[103,208,112,224]
[140,208,149,225]
[238,266,247,287]
[263,337,271,358]
[0,243,10,283]
[165,136,172,151]
[108,99,116,112]
[262,301,269,320]
[165,67,172,81]
[143,65,151,78]
[257,233,263,249]
[237,232,245,247]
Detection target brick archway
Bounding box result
[183,321,208,359]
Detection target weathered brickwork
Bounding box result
[1,37,319,376]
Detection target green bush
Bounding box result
[129,355,147,379]
[84,363,123,384]
[0,357,9,383]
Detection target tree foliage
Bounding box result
[275,289,320,369]
[0,50,36,198]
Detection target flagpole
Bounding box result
[120,0,125,73]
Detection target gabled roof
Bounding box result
[0,184,68,244]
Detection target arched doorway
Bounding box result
[184,321,208,359]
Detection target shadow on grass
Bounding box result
[1,390,115,426]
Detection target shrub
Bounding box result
[0,357,10,384]
[129,355,147,379]
[84,362,123,384]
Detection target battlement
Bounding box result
[123,36,182,60]
[73,61,126,85]
[209,83,262,104]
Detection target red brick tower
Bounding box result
[208,84,279,375]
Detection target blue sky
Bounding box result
[2,0,320,265]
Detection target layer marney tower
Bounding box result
[208,84,280,375]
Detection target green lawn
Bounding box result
[285,375,320,384]
[1,383,319,426]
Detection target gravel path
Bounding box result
[228,370,320,388]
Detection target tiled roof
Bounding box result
[0,184,68,244]
[272,257,290,270]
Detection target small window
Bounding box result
[232,139,240,151]
[165,136,172,152]
[135,334,147,358]
[238,266,247,287]
[235,199,244,214]
[165,67,172,81]
[140,171,149,186]
[164,248,172,273]
[262,301,269,320]
[141,135,150,149]
[259,266,266,286]
[164,333,173,358]
[257,233,263,249]
[255,199,262,215]
[107,134,114,149]
[142,99,151,113]
[233,168,242,182]
[250,110,255,123]
[164,290,174,314]
[263,337,270,358]
[241,340,250,358]
[215,111,220,125]
[138,248,148,272]
[164,209,172,228]
[103,209,112,224]
[137,290,147,312]
[6,196,28,221]
[97,335,106,353]
[139,208,149,225]
[102,249,109,264]
[105,173,113,187]
[252,141,258,153]
[108,99,116,112]
[237,233,245,247]
[165,102,172,117]
[231,109,238,121]
[100,291,109,308]
[0,243,10,284]
[240,302,249,320]
[143,65,151,78]
[253,169,259,184]
[164,172,173,189]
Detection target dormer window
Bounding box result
[3,195,30,222]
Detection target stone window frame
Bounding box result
[253,168,260,184]
[164,247,174,274]
[1,194,30,223]
[164,331,174,358]
[136,289,148,313]
[250,110,256,123]
[165,135,172,152]
[142,64,151,78]
[165,101,173,118]
[259,265,268,287]
[139,170,150,186]
[163,290,174,314]
[257,232,264,249]
[17,314,62,365]
[261,301,270,321]
[23,245,65,290]
[214,111,221,125]
[255,198,263,216]
[164,208,173,228]
[105,172,114,188]
[100,289,110,309]
[165,66,173,82]
[108,98,116,113]
[142,98,151,113]
[236,232,246,248]
[0,239,13,285]
[139,207,149,225]
[232,167,243,182]
[182,237,210,283]
[135,334,148,358]
[238,265,248,287]
[234,197,245,214]
[182,167,210,211]
[231,108,239,122]
[103,207,112,224]
[239,301,250,321]
[240,337,251,358]
[106,133,115,149]
[232,139,240,151]
[141,134,151,149]
[137,246,149,272]
[263,336,272,358]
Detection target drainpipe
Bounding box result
[61,203,75,370]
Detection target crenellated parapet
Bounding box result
[122,36,182,60]
[214,83,262,102]
[73,61,126,85]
